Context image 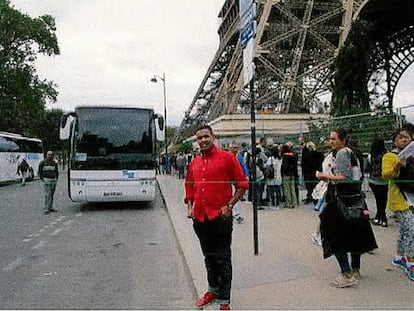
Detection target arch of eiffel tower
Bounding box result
[174,0,414,143]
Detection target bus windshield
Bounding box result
[72,107,156,170]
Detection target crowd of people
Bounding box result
[164,124,414,310]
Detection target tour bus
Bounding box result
[0,132,44,183]
[59,106,164,202]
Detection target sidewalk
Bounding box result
[157,174,413,310]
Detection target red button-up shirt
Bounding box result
[185,146,249,222]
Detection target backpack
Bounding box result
[19,158,29,171]
[397,156,414,193]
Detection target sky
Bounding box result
[10,0,224,126]
[8,0,414,126]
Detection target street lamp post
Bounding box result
[151,72,168,173]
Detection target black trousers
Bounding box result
[335,252,361,274]
[193,216,233,301]
[369,183,388,222]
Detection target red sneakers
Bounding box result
[219,303,231,310]
[195,291,217,308]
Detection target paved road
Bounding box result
[0,173,195,309]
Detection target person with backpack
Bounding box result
[255,147,267,210]
[368,138,389,227]
[382,126,414,282]
[264,146,282,209]
[17,156,29,186]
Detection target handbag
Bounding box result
[336,193,370,221]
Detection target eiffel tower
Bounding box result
[174,0,414,142]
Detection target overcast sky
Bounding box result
[10,0,224,126]
[9,0,414,126]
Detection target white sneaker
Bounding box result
[330,273,358,288]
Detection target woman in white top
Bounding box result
[264,146,282,209]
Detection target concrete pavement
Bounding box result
[157,174,413,310]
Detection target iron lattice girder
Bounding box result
[354,0,414,111]
[176,0,414,143]
[255,0,343,113]
[367,26,414,110]
[174,0,348,143]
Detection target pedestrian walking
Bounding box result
[175,152,186,179]
[38,150,59,214]
[310,137,336,246]
[229,141,249,224]
[317,128,377,288]
[382,126,414,281]
[16,155,29,186]
[185,125,248,310]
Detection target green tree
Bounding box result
[332,20,374,116]
[0,0,59,135]
[40,109,64,152]
[177,140,193,153]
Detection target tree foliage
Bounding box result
[40,109,65,152]
[176,140,193,153]
[0,0,60,135]
[332,20,375,116]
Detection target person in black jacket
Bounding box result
[281,143,299,208]
[302,141,324,204]
[368,138,388,227]
[38,151,59,214]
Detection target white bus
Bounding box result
[0,132,44,184]
[59,106,164,202]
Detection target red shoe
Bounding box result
[219,303,231,310]
[195,291,217,308]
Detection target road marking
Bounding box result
[32,240,46,249]
[22,238,32,242]
[63,219,74,226]
[51,228,63,236]
[3,257,23,271]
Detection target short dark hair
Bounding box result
[195,124,214,135]
[392,124,414,142]
[332,128,349,145]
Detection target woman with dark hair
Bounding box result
[317,128,378,288]
[368,138,389,226]
[264,146,282,209]
[382,125,414,282]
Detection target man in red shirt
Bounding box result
[185,125,248,310]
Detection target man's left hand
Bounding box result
[220,205,232,217]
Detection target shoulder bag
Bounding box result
[336,190,370,221]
